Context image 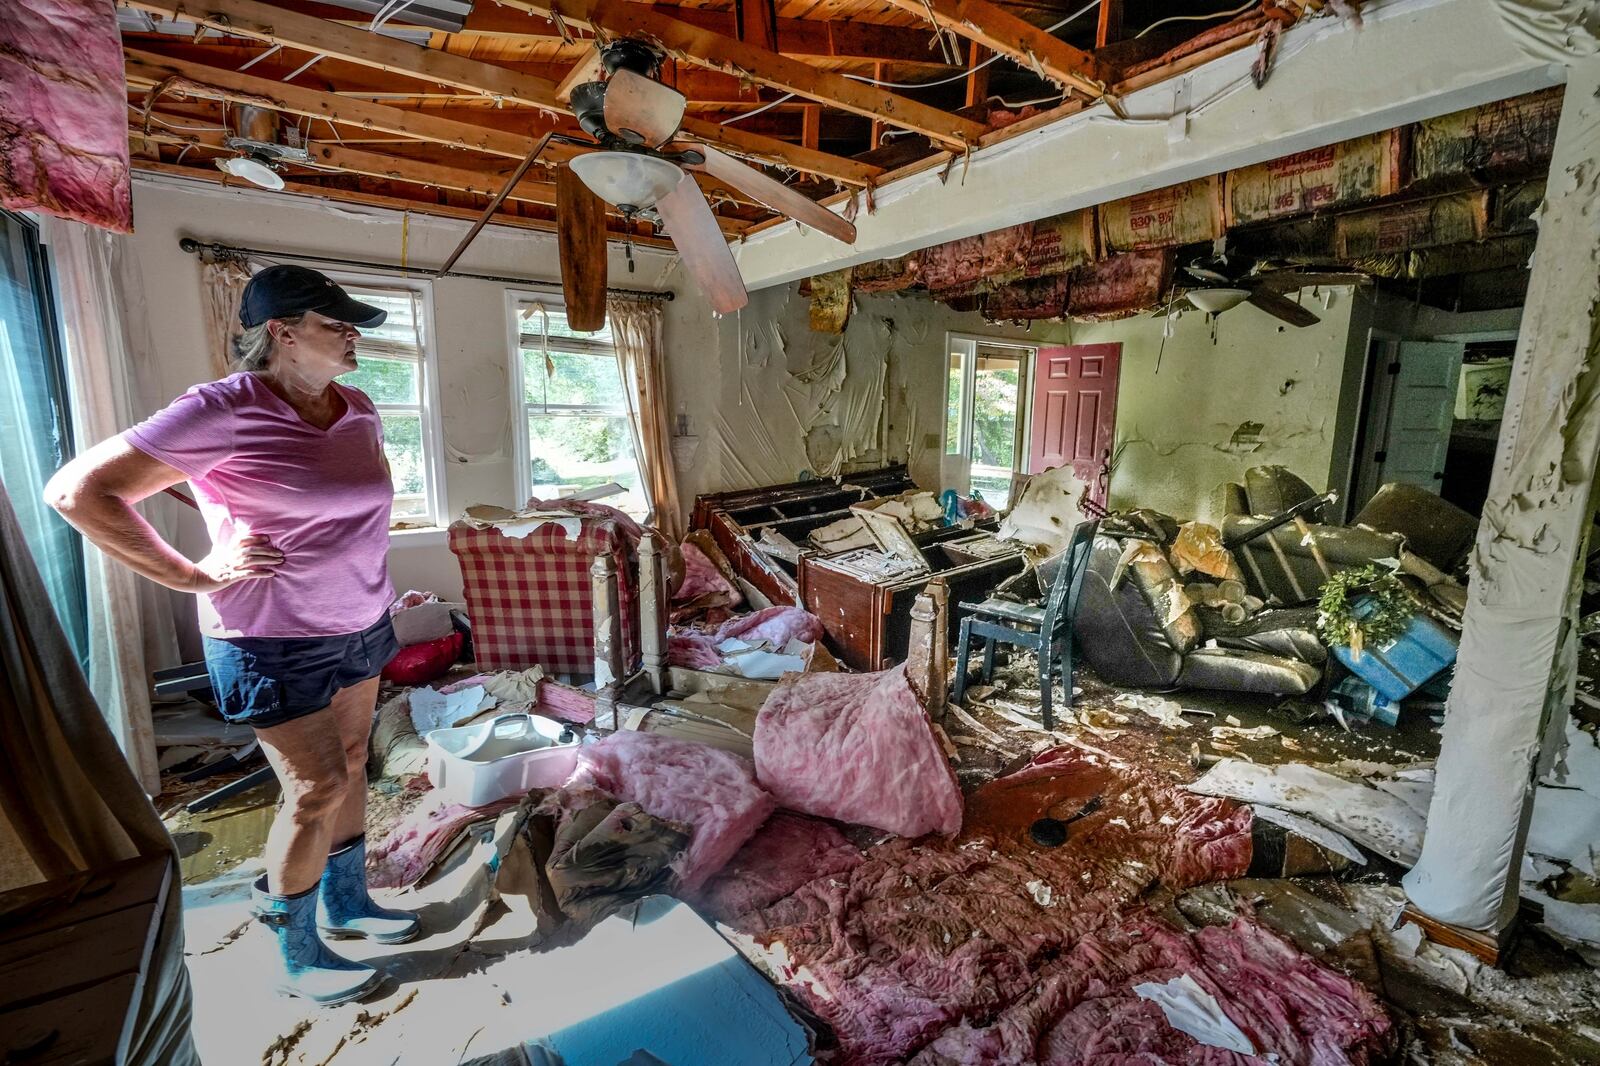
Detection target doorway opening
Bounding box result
[942,335,1034,510]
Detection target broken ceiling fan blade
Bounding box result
[654,170,748,315]
[1246,287,1321,327]
[557,165,608,333]
[604,69,687,148]
[687,144,856,245]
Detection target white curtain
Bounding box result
[607,295,683,540]
[44,220,181,795]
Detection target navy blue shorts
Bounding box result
[203,615,400,729]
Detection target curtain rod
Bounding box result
[176,238,674,302]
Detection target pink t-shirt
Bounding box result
[124,372,395,639]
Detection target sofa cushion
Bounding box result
[1243,466,1322,517]
[1074,537,1190,688]
[1176,648,1321,695]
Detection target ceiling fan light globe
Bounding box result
[217,155,284,190]
[570,151,682,210]
[1187,287,1251,314]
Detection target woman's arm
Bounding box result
[44,438,283,594]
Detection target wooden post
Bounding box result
[906,578,949,723]
[1403,58,1600,946]
[1095,0,1122,48]
[591,551,623,728]
[800,104,821,151]
[964,41,989,111]
[637,531,669,694]
[870,62,887,150]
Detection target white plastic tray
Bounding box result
[424,712,580,807]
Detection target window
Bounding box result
[337,282,446,528]
[0,211,88,662]
[942,335,1034,511]
[510,297,647,517]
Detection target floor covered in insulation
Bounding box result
[161,651,1600,1066]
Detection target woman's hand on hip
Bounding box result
[188,534,285,593]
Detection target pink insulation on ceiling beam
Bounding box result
[0,0,132,232]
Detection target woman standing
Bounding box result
[47,264,417,1006]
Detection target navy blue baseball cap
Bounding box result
[239,264,387,329]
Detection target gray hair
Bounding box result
[232,314,304,372]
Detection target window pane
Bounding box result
[522,349,625,408]
[518,303,612,345]
[380,411,428,519]
[945,348,965,455]
[350,290,420,350]
[970,354,1023,510]
[345,354,418,404]
[526,414,646,516]
[0,212,88,663]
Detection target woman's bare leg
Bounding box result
[255,711,351,895]
[327,676,382,847]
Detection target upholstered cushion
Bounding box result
[1243,466,1322,517]
[1354,482,1478,573]
[1176,648,1321,695]
[1074,537,1187,688]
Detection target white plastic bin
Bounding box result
[424,713,581,807]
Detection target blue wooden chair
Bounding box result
[951,520,1100,730]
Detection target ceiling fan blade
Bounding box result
[654,171,748,315]
[1246,287,1321,327]
[689,144,855,245]
[1258,270,1374,293]
[557,164,608,333]
[604,69,686,148]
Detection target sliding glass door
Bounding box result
[0,211,88,662]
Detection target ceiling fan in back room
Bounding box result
[1177,240,1366,328]
[440,39,858,328]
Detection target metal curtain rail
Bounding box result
[175,238,675,301]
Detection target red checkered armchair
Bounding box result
[449,501,642,677]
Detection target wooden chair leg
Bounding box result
[981,636,996,683]
[953,617,975,704]
[1039,642,1054,731]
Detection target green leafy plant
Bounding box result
[1317,564,1414,657]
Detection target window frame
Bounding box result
[941,332,1037,507]
[505,290,643,512]
[325,270,448,531]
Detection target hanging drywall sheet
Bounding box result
[1099,177,1225,254]
[1227,131,1403,227]
[1411,87,1564,186]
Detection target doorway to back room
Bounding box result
[942,335,1034,511]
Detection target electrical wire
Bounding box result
[722,0,1101,123]
[1135,0,1257,39]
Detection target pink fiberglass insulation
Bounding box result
[674,541,742,606]
[754,665,962,838]
[668,604,824,669]
[572,731,775,892]
[0,0,131,232]
[367,789,521,888]
[713,743,1392,1063]
[693,812,864,920]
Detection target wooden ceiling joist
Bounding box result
[123,0,880,185]
[130,156,675,247]
[878,0,1107,99]
[509,0,989,149]
[123,50,765,212]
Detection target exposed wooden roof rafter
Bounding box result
[122,0,881,185]
[877,0,1108,99]
[503,0,989,149]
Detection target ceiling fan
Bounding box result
[440,39,857,328]
[1178,244,1355,328]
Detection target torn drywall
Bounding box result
[1405,62,1600,932]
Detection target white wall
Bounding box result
[1058,287,1370,523]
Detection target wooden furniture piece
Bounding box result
[691,466,918,606]
[0,854,172,1066]
[798,527,1024,672]
[951,520,1099,730]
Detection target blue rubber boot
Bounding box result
[317,835,421,945]
[251,876,381,1006]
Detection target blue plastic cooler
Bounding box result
[1330,595,1459,702]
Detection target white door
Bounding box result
[1377,341,1465,492]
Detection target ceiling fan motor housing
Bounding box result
[600,39,661,79]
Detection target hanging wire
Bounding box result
[722,0,1101,125]
[1135,0,1258,39]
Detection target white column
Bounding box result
[1404,58,1600,931]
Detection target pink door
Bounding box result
[1029,343,1121,506]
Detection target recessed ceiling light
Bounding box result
[216,155,285,191]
